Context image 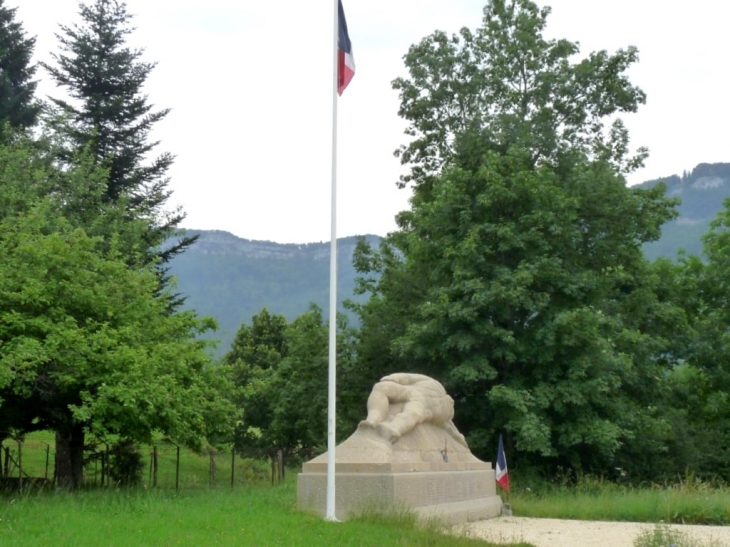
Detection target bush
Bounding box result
[235,457,270,485]
[109,439,144,486]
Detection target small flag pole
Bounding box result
[325,0,340,522]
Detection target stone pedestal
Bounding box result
[297,422,503,524]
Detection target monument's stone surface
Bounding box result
[297,373,503,523]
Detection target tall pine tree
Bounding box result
[42,0,194,276]
[0,0,40,132]
[36,0,198,487]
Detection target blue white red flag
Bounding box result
[337,0,355,95]
[496,434,510,492]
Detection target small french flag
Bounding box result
[337,0,355,95]
[496,434,510,493]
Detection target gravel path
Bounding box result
[455,517,730,547]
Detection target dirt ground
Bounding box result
[456,517,730,547]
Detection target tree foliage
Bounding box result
[352,0,680,474]
[654,201,730,479]
[42,0,193,275]
[392,0,647,191]
[0,134,236,488]
[226,308,288,457]
[226,306,360,465]
[0,0,40,132]
[0,0,239,490]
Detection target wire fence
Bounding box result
[0,432,274,492]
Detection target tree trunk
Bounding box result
[55,423,85,489]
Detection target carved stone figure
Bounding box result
[299,372,503,522]
[359,372,468,447]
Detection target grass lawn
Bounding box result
[6,433,730,545]
[508,475,730,525]
[0,482,534,547]
[7,431,268,490]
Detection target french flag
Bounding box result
[337,0,355,95]
[496,434,510,493]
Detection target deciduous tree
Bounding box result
[392,0,647,191]
[353,0,678,473]
[0,136,236,488]
[659,201,730,479]
[227,306,360,467]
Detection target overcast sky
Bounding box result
[15,0,730,243]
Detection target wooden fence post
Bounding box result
[17,440,23,494]
[44,444,50,481]
[148,448,153,486]
[152,446,158,488]
[230,448,235,488]
[209,452,216,486]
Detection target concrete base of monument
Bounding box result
[297,470,504,523]
[297,420,503,523]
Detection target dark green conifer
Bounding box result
[43,0,194,283]
[0,0,40,131]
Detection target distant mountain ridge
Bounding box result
[169,231,380,356]
[188,231,335,259]
[169,163,730,357]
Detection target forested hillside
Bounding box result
[169,231,379,354]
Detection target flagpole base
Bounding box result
[501,503,513,517]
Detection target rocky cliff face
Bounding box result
[638,163,730,259]
[181,230,368,261]
[640,163,730,214]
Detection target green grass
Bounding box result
[508,474,730,525]
[6,431,270,490]
[8,433,730,543]
[4,431,55,481]
[634,524,727,547]
[0,482,533,547]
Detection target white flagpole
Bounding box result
[325,0,339,522]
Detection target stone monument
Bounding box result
[297,373,503,523]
